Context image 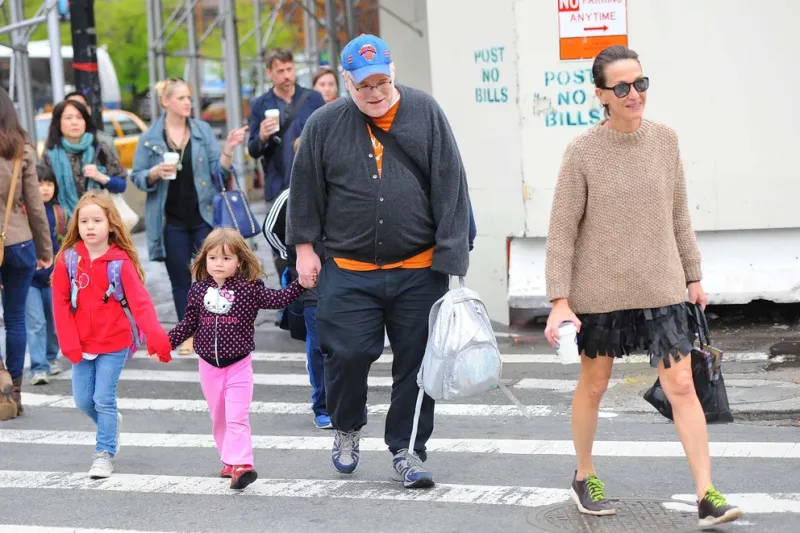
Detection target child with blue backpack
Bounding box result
[52,190,172,479]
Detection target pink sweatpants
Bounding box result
[198,355,254,466]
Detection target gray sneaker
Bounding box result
[48,359,64,375]
[31,371,49,386]
[88,451,114,479]
[570,471,616,515]
[391,449,434,489]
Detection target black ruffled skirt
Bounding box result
[576,303,694,369]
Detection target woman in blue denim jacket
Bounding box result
[131,78,247,355]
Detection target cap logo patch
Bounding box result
[359,44,377,61]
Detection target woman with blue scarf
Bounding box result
[39,100,127,215]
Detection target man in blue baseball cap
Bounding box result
[287,34,474,490]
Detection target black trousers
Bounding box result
[316,259,449,455]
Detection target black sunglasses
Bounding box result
[601,77,649,98]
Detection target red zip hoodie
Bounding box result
[52,241,172,364]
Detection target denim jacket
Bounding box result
[131,115,231,261]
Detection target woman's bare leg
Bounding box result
[572,354,615,479]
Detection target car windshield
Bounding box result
[35,118,51,143]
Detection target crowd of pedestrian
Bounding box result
[0,34,742,527]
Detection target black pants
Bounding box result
[316,259,449,455]
[164,222,212,321]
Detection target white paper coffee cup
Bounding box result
[556,321,581,365]
[264,108,280,133]
[163,152,180,180]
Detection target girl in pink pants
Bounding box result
[169,228,306,490]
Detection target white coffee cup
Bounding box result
[162,152,180,180]
[264,108,280,134]
[556,321,581,365]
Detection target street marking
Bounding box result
[0,527,196,533]
[52,369,602,392]
[2,430,799,458]
[21,393,554,417]
[138,351,770,365]
[672,493,800,514]
[0,470,571,508]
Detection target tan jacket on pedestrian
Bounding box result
[0,143,53,260]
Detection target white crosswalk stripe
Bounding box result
[3,348,798,531]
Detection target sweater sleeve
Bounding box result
[286,117,325,246]
[672,148,702,283]
[251,278,305,310]
[545,142,587,302]
[429,102,471,277]
[51,256,82,363]
[120,260,172,361]
[168,284,201,349]
[22,146,53,261]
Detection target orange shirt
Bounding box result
[334,101,434,272]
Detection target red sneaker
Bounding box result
[220,464,233,478]
[230,465,258,490]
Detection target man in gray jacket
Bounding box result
[287,34,470,489]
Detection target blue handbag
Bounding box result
[213,168,261,238]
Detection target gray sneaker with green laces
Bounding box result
[570,471,616,515]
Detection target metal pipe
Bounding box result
[0,40,27,52]
[303,0,318,75]
[343,0,354,39]
[162,0,202,46]
[9,0,35,138]
[145,0,159,124]
[260,0,285,49]
[0,15,45,35]
[46,0,64,103]
[324,0,338,73]
[153,0,166,80]
[221,0,244,171]
[185,0,202,119]
[253,0,265,96]
[378,4,423,37]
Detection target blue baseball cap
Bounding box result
[340,34,392,83]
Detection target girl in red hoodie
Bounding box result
[53,190,172,479]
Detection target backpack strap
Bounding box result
[63,248,80,313]
[105,260,143,351]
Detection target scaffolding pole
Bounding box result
[185,0,202,118]
[145,0,159,123]
[324,0,338,74]
[46,0,64,103]
[253,0,265,96]
[8,0,35,137]
[221,0,244,172]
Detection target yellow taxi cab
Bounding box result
[35,109,149,169]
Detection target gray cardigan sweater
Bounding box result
[286,85,470,277]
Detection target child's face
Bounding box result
[39,181,55,203]
[206,246,241,283]
[77,203,110,246]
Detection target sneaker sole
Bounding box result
[32,379,49,386]
[89,471,112,479]
[315,423,334,429]
[392,474,435,489]
[230,470,258,490]
[698,507,744,527]
[570,487,616,516]
[331,457,359,475]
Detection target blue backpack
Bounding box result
[63,248,144,359]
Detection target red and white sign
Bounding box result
[557,0,628,61]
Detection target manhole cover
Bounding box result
[527,498,708,532]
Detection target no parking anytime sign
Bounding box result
[558,0,628,61]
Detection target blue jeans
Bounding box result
[164,223,212,321]
[71,349,128,456]
[1,240,37,380]
[25,285,59,374]
[303,305,328,417]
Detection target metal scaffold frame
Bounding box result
[0,0,65,142]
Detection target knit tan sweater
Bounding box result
[545,119,702,314]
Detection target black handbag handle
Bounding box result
[689,303,712,348]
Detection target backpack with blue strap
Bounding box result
[63,248,144,359]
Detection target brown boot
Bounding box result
[11,377,23,416]
[0,360,18,421]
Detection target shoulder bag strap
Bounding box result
[346,97,430,196]
[280,89,312,134]
[2,146,24,238]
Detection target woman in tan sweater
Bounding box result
[544,46,742,527]
[0,88,53,420]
